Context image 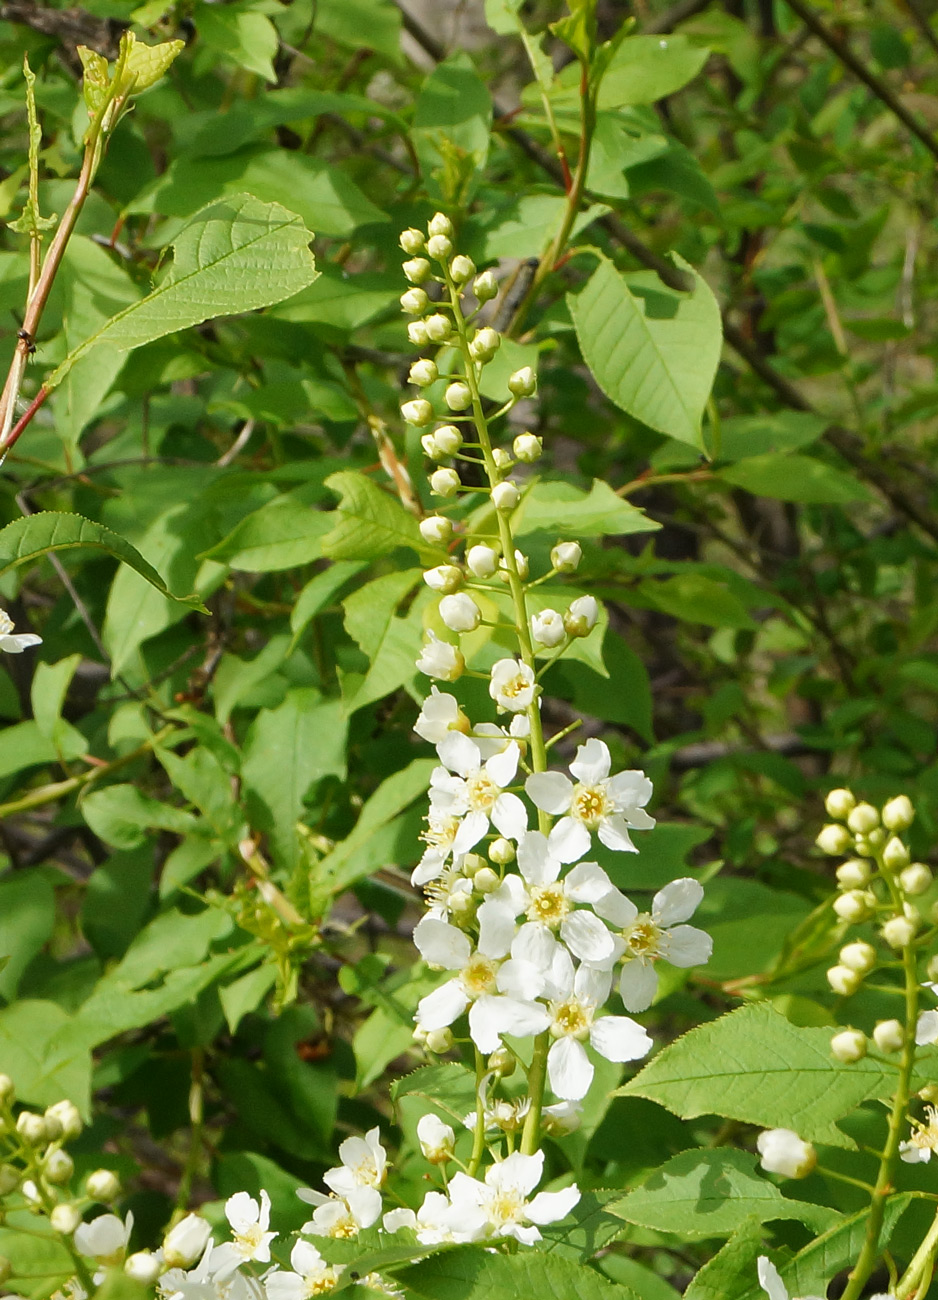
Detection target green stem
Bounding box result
[467,1047,488,1178]
[520,1033,550,1156]
[840,859,921,1300]
[175,1048,205,1211]
[897,1202,938,1299]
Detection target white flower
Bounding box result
[429,733,527,855]
[414,915,550,1053]
[564,595,598,636]
[525,739,654,862]
[901,1105,938,1163]
[416,631,464,681]
[298,1186,382,1237]
[551,542,581,572]
[0,611,41,654]
[163,1215,213,1270]
[383,1191,479,1245]
[466,544,498,578]
[545,959,652,1100]
[414,688,468,744]
[756,1130,817,1179]
[265,1240,343,1300]
[917,1010,938,1044]
[319,1127,386,1197]
[489,658,536,713]
[158,1241,225,1300]
[756,1257,823,1300]
[417,1113,455,1164]
[75,1211,133,1264]
[209,1191,276,1280]
[594,878,713,1011]
[503,831,621,968]
[446,1151,579,1245]
[439,592,481,632]
[531,609,566,648]
[412,811,463,886]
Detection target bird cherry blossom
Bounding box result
[323,1126,387,1196]
[74,1211,134,1264]
[297,1186,382,1238]
[525,738,654,862]
[414,688,469,744]
[593,877,713,1011]
[544,959,652,1100]
[0,610,41,653]
[445,1150,580,1245]
[900,1104,938,1162]
[489,658,536,713]
[264,1239,343,1300]
[429,733,527,856]
[210,1191,276,1279]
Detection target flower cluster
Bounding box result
[401,213,713,1168]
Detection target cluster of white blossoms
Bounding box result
[400,212,713,1165]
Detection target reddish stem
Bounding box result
[4,385,48,451]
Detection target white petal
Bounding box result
[414,916,471,969]
[517,831,559,886]
[606,769,653,810]
[452,809,489,855]
[411,849,446,887]
[295,1187,330,1207]
[486,741,520,788]
[487,1150,543,1197]
[418,979,470,1030]
[917,1011,938,1045]
[569,738,610,785]
[291,1240,327,1274]
[593,888,636,927]
[477,899,518,959]
[348,1186,382,1228]
[563,861,613,903]
[225,1191,258,1234]
[619,959,658,1012]
[266,1273,306,1300]
[0,633,41,653]
[756,1257,788,1300]
[548,816,591,864]
[496,956,545,1001]
[548,1036,594,1100]
[597,815,637,853]
[653,877,704,926]
[544,944,575,1000]
[661,924,712,968]
[512,921,559,972]
[901,1143,931,1163]
[383,1208,417,1232]
[469,994,550,1053]
[492,874,527,916]
[525,771,573,815]
[574,962,612,1005]
[492,792,528,840]
[560,910,615,964]
[590,1014,652,1063]
[437,731,482,778]
[525,1185,581,1225]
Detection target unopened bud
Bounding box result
[409,358,439,387]
[402,398,434,427]
[873,1019,905,1053]
[400,228,426,255]
[85,1169,120,1203]
[756,1128,817,1179]
[0,1076,13,1107]
[425,1028,454,1054]
[831,1028,867,1063]
[469,327,500,362]
[417,1113,455,1163]
[473,867,500,893]
[883,836,910,871]
[430,468,461,498]
[825,789,856,820]
[817,824,852,855]
[403,257,431,285]
[564,595,599,638]
[428,212,453,239]
[408,320,430,346]
[847,802,879,834]
[837,858,871,888]
[420,515,453,545]
[883,795,914,831]
[16,1112,47,1144]
[489,838,515,865]
[423,565,463,595]
[492,481,520,511]
[532,609,566,648]
[827,965,860,996]
[412,1025,429,1045]
[425,313,452,342]
[551,541,582,573]
[125,1252,161,1285]
[163,1214,212,1270]
[439,593,481,633]
[504,549,529,580]
[434,424,463,456]
[901,863,932,896]
[0,1165,18,1196]
[492,448,512,470]
[833,889,875,924]
[507,366,536,398]
[840,941,876,974]
[445,381,472,412]
[426,233,453,260]
[487,1046,515,1077]
[44,1149,74,1185]
[45,1101,81,1141]
[882,913,918,949]
[450,255,476,283]
[461,853,486,877]
[50,1204,81,1236]
[473,270,498,302]
[513,432,542,462]
[400,288,429,316]
[466,544,499,578]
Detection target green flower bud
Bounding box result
[825,788,855,819]
[883,795,914,831]
[873,1019,905,1053]
[847,802,879,834]
[400,287,429,316]
[400,227,426,255]
[507,365,536,398]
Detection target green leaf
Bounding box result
[610,1148,840,1239]
[0,511,204,606]
[683,1217,765,1300]
[514,478,660,538]
[220,962,278,1034]
[312,0,402,59]
[717,453,873,504]
[569,253,722,449]
[241,691,348,869]
[0,1217,73,1294]
[0,871,55,1000]
[0,1000,93,1115]
[618,1000,898,1147]
[121,31,185,91]
[80,783,200,849]
[597,34,709,107]
[715,412,827,460]
[395,1243,639,1300]
[47,194,318,388]
[196,4,279,81]
[31,653,82,745]
[412,53,493,204]
[202,494,333,571]
[321,471,431,562]
[634,573,756,629]
[290,561,366,647]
